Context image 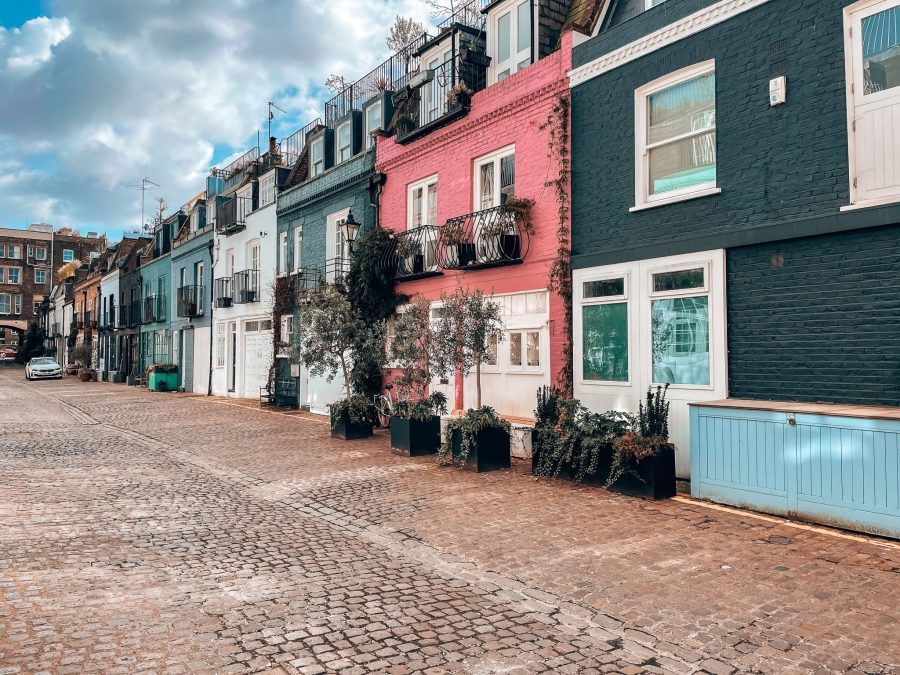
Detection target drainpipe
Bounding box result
[206,239,215,396]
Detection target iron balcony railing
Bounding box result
[216,196,252,235]
[128,300,142,327]
[382,225,441,280]
[177,285,205,318]
[280,119,323,167]
[213,147,260,193]
[324,257,350,286]
[233,269,260,304]
[437,204,531,271]
[214,277,233,308]
[144,296,158,324]
[395,57,467,142]
[324,34,431,125]
[435,0,491,31]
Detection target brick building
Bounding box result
[0,223,104,346]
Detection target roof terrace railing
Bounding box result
[280,118,323,167]
[435,0,491,32]
[324,33,431,126]
[212,147,259,181]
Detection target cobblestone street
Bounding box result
[1,370,898,674]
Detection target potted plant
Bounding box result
[496,197,534,259]
[432,285,510,471]
[447,82,473,108]
[70,343,94,380]
[293,286,381,440]
[388,296,449,455]
[605,386,676,500]
[532,386,633,485]
[440,406,511,472]
[440,219,475,267]
[147,363,178,392]
[395,237,424,275]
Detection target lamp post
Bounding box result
[339,210,361,255]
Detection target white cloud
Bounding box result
[0,16,71,73]
[0,0,441,236]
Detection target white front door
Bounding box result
[242,325,271,399]
[846,0,900,206]
[573,250,728,479]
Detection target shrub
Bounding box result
[439,406,510,466]
[330,395,375,426]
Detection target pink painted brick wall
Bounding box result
[376,32,573,392]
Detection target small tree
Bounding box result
[70,343,93,369]
[390,295,444,399]
[15,323,45,364]
[433,285,504,409]
[386,15,425,54]
[293,286,382,401]
[325,74,349,95]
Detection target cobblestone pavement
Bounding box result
[1,370,899,675]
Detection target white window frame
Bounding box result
[35,269,47,285]
[7,245,21,260]
[195,261,205,314]
[576,271,633,387]
[279,231,289,276]
[488,0,534,84]
[14,294,21,315]
[335,121,352,163]
[310,137,324,177]
[62,249,74,262]
[294,227,303,272]
[34,246,47,261]
[0,245,5,258]
[0,268,4,283]
[506,328,543,373]
[632,60,720,212]
[7,268,20,285]
[473,145,516,210]
[325,208,351,282]
[365,101,382,150]
[280,314,294,347]
[259,173,276,208]
[645,0,667,8]
[407,174,439,229]
[0,293,9,315]
[215,323,226,368]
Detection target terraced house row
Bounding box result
[23,0,900,538]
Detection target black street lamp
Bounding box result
[340,210,361,255]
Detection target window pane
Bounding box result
[498,12,511,62]
[652,268,704,292]
[652,296,710,385]
[412,187,423,227]
[485,333,498,366]
[500,154,515,203]
[426,182,438,225]
[649,130,716,195]
[517,1,530,54]
[582,303,628,382]
[648,72,715,145]
[862,7,900,95]
[526,331,540,367]
[479,162,494,209]
[509,332,522,366]
[584,278,624,298]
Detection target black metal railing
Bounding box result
[437,205,530,271]
[280,119,323,167]
[395,57,468,142]
[212,147,260,193]
[233,269,260,304]
[177,285,205,318]
[435,0,490,31]
[382,225,441,280]
[214,277,233,308]
[324,258,350,285]
[129,300,142,328]
[215,196,252,235]
[324,34,430,126]
[144,295,158,323]
[104,305,117,329]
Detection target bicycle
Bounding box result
[373,383,414,428]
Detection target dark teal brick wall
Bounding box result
[727,224,900,407]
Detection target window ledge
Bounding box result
[840,196,900,212]
[630,187,721,213]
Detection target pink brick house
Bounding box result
[375,1,577,418]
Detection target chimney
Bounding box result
[269,136,278,155]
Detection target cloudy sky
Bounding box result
[0,0,435,239]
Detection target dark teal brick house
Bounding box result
[568,0,900,536]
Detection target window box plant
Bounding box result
[441,220,475,267]
[440,406,511,472]
[395,237,424,275]
[447,82,473,109]
[147,363,178,392]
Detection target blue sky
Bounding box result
[0,0,433,240]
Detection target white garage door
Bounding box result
[242,327,272,399]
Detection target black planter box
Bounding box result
[531,436,611,487]
[331,410,373,441]
[411,254,425,274]
[450,427,511,472]
[607,445,676,500]
[500,234,521,259]
[391,416,440,456]
[450,243,476,267]
[112,372,125,384]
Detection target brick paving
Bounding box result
[1,369,899,674]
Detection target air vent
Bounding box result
[769,39,787,55]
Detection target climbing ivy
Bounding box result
[267,274,299,391]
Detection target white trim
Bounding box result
[364,100,382,150]
[473,144,516,210]
[335,120,352,164]
[569,0,772,87]
[487,0,536,85]
[407,174,439,229]
[629,187,722,212]
[840,195,900,211]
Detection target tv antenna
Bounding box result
[131,177,159,232]
[268,101,288,141]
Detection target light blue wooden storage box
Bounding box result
[690,401,900,539]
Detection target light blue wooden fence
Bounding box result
[690,405,900,539]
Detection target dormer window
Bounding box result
[310,138,324,177]
[489,0,533,84]
[365,102,382,150]
[336,121,352,163]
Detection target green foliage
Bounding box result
[389,295,446,399]
[268,274,299,389]
[69,343,93,368]
[15,323,45,364]
[499,197,535,234]
[639,385,670,439]
[66,322,78,349]
[394,391,448,422]
[532,386,634,482]
[331,394,376,426]
[146,363,178,374]
[439,406,511,467]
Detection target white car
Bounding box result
[25,357,63,380]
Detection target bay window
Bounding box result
[634,61,718,209]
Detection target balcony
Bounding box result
[177,285,205,318]
[84,311,94,329]
[215,196,252,235]
[103,306,117,330]
[214,277,233,308]
[394,57,469,144]
[437,204,531,271]
[214,147,259,194]
[128,300,142,328]
[144,295,158,324]
[323,258,350,286]
[382,226,441,280]
[117,304,128,329]
[233,269,260,304]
